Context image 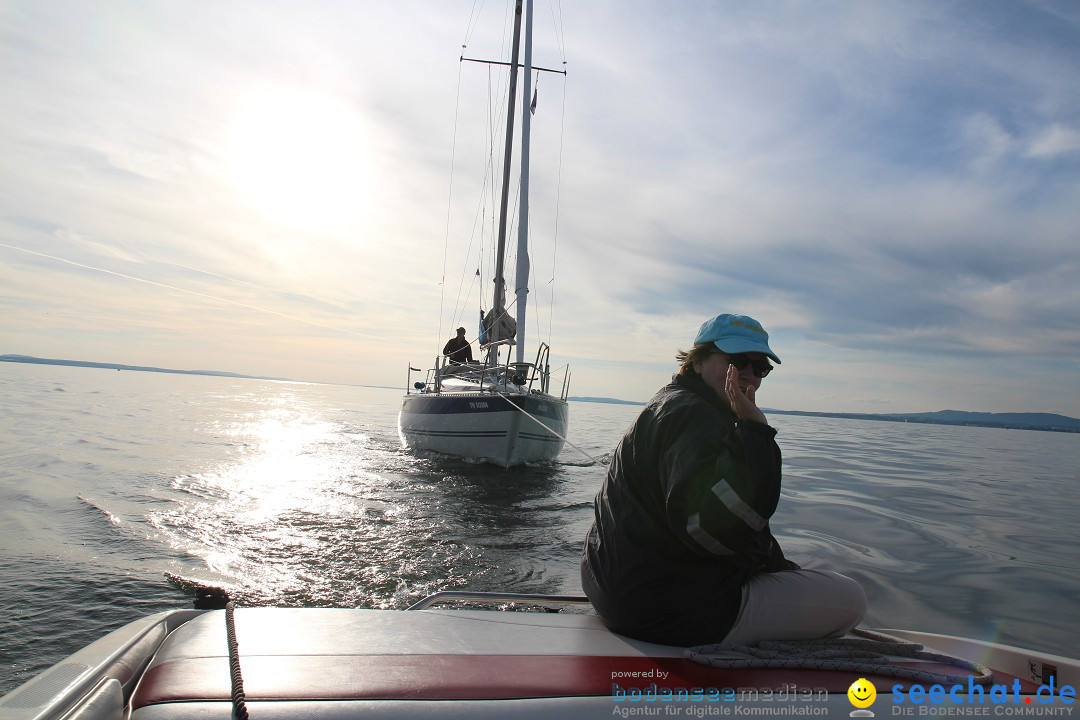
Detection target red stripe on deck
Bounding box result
[132,654,1034,705]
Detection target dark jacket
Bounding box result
[442,336,473,364]
[581,371,796,646]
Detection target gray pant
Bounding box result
[722,569,867,646]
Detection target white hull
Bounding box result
[5,592,1079,720]
[398,391,568,466]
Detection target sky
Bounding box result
[2,0,1079,416]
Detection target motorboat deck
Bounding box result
[4,591,1077,720]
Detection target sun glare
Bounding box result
[227,86,371,234]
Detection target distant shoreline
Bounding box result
[570,394,1080,433]
[0,353,293,383]
[4,354,1078,433]
[765,408,1080,434]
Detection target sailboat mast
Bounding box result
[514,0,534,365]
[491,0,524,319]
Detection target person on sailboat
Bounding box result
[442,327,474,365]
[580,313,866,647]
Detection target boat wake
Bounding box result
[558,450,611,467]
[77,494,123,526]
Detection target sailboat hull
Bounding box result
[398,392,568,467]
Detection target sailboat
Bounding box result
[398,0,570,467]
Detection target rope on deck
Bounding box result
[225,601,250,720]
[686,628,995,686]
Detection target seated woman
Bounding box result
[581,313,866,646]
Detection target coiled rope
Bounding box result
[225,601,250,720]
[687,628,995,686]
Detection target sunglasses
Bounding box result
[726,353,773,378]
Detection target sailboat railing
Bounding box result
[531,343,550,393]
[406,340,569,401]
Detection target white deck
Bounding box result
[4,606,1078,720]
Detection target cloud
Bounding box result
[1026,123,1080,158]
[2,0,1080,414]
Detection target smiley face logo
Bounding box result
[848,678,877,708]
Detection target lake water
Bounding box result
[1,361,1078,694]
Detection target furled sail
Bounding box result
[482,307,517,345]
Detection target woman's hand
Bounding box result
[725,363,768,425]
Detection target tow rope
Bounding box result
[492,391,598,464]
[686,628,995,686]
[193,587,249,719]
[225,601,250,720]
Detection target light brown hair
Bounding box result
[675,343,722,376]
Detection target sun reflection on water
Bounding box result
[148,395,493,609]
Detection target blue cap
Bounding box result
[694,313,781,364]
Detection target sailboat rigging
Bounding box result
[397,0,570,467]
